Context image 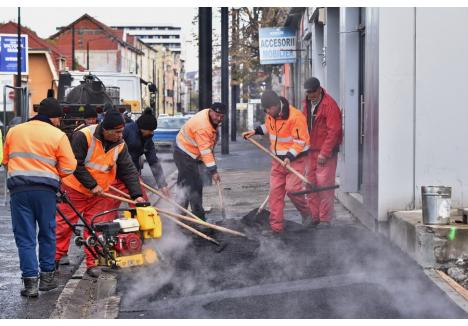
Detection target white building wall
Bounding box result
[414,8,468,208]
[377,8,416,219]
[75,50,118,72]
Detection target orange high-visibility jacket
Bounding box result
[3,119,76,191]
[259,105,310,160]
[175,109,218,171]
[63,125,124,195]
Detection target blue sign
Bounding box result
[259,27,296,65]
[0,34,28,74]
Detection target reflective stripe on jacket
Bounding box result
[261,105,310,160]
[63,125,124,195]
[175,109,218,171]
[3,119,76,191]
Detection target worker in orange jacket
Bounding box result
[3,98,77,297]
[174,103,226,221]
[55,108,145,278]
[243,91,312,234]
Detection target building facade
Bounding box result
[111,25,182,55]
[284,7,468,229]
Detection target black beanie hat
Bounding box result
[83,104,97,119]
[261,90,280,108]
[304,77,320,91]
[136,108,158,130]
[211,102,227,114]
[102,108,125,130]
[38,97,62,118]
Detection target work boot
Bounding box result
[60,254,70,265]
[86,266,101,278]
[20,277,39,298]
[39,271,58,291]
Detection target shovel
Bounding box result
[245,137,340,196]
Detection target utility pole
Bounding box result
[221,7,229,154]
[230,8,239,141]
[198,7,212,110]
[15,7,22,117]
[72,23,76,70]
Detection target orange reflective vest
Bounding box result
[175,109,218,171]
[260,105,310,159]
[63,125,124,195]
[3,119,76,191]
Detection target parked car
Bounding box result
[153,115,192,151]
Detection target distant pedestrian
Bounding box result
[3,98,77,297]
[243,90,312,234]
[302,77,343,226]
[174,103,226,221]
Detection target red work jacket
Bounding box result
[302,88,343,158]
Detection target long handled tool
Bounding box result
[156,207,246,238]
[216,180,227,219]
[246,137,311,186]
[289,184,340,196]
[109,186,245,237]
[256,193,269,216]
[139,181,204,222]
[101,192,221,245]
[246,137,340,196]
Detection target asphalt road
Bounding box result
[116,141,468,319]
[117,214,467,318]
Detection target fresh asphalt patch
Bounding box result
[117,210,468,318]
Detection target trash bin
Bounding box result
[421,186,451,225]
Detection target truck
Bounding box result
[35,70,157,136]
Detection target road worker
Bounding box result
[107,107,169,210]
[3,98,76,297]
[302,77,342,227]
[243,90,312,234]
[55,108,144,278]
[173,103,226,221]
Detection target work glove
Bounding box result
[242,130,255,139]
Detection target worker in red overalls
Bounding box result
[243,91,311,234]
[302,77,343,227]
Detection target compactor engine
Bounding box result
[86,203,162,269]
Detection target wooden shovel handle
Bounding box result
[109,185,131,199]
[140,181,203,221]
[246,137,311,185]
[102,192,136,205]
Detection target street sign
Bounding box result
[0,34,28,75]
[259,27,296,65]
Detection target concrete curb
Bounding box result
[52,169,179,319]
[50,261,87,318]
[424,269,468,314]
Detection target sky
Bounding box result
[0,7,201,72]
